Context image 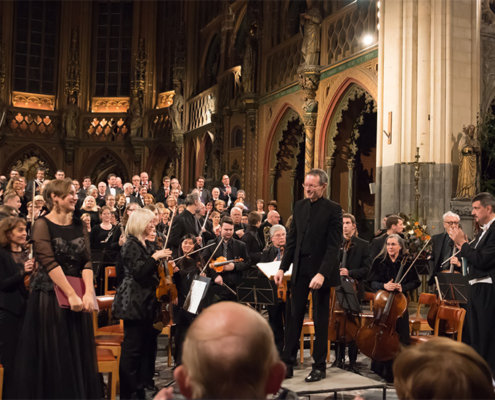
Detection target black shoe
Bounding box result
[305,369,326,382]
[346,363,361,375]
[144,385,159,393]
[330,359,344,369]
[285,366,294,379]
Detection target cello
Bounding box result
[356,240,429,362]
[328,238,360,344]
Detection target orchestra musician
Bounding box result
[261,224,288,356]
[112,208,171,400]
[427,211,463,285]
[241,211,264,266]
[168,193,203,256]
[367,234,420,382]
[274,169,343,382]
[370,215,404,260]
[332,213,371,372]
[449,192,495,374]
[201,216,251,302]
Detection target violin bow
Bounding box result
[200,239,224,275]
[200,210,210,233]
[397,239,430,285]
[440,237,476,267]
[171,242,216,263]
[163,207,176,250]
[31,181,36,226]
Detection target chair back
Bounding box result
[434,305,466,342]
[416,293,437,316]
[105,266,117,294]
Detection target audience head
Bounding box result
[196,176,205,188]
[82,176,91,189]
[107,173,116,187]
[442,211,460,230]
[55,169,65,180]
[123,182,133,195]
[9,169,19,179]
[230,207,242,224]
[125,208,155,239]
[115,193,126,207]
[72,179,80,192]
[247,211,262,228]
[270,224,286,248]
[211,211,221,226]
[35,167,45,181]
[212,187,220,199]
[140,172,149,184]
[105,194,116,208]
[386,215,404,234]
[97,181,107,195]
[175,301,285,399]
[82,195,97,211]
[122,202,139,226]
[166,196,177,209]
[171,178,179,189]
[237,190,246,201]
[3,194,21,211]
[139,185,148,197]
[116,177,123,188]
[215,200,225,213]
[267,210,280,226]
[178,204,186,214]
[393,338,495,400]
[256,199,264,212]
[99,206,112,223]
[171,188,179,198]
[471,192,495,225]
[0,217,27,248]
[144,193,155,206]
[343,213,357,238]
[267,200,278,212]
[132,175,140,187]
[161,207,171,223]
[241,215,248,224]
[220,216,234,240]
[162,176,171,187]
[222,175,230,186]
[81,213,91,229]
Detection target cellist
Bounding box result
[332,213,371,372]
[367,234,420,382]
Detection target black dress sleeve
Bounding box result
[32,218,59,273]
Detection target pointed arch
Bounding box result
[196,131,213,178]
[2,144,58,180]
[79,147,130,184]
[146,145,175,184]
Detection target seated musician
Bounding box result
[367,234,420,383]
[332,213,371,372]
[427,211,463,285]
[260,224,287,355]
[241,211,264,267]
[394,338,495,399]
[155,302,286,400]
[201,216,251,302]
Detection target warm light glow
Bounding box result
[377,11,380,18]
[377,23,380,30]
[377,1,380,8]
[363,35,374,46]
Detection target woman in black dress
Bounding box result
[13,178,101,399]
[367,233,420,383]
[90,205,115,251]
[112,208,171,399]
[0,217,34,399]
[80,195,100,227]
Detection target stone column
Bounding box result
[243,92,259,207]
[298,66,321,174]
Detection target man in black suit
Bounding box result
[275,169,342,382]
[155,176,171,204]
[192,176,211,205]
[134,185,148,208]
[219,175,237,208]
[230,206,247,240]
[168,193,203,257]
[450,192,495,374]
[95,182,107,207]
[202,216,251,302]
[78,176,92,200]
[369,215,404,260]
[123,183,139,205]
[105,173,123,197]
[428,211,463,285]
[140,171,155,196]
[25,167,45,201]
[333,213,371,372]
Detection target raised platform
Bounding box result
[282,366,387,399]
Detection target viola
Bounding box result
[276,246,287,302]
[209,257,244,273]
[328,238,360,344]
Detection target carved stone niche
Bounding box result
[450,199,474,235]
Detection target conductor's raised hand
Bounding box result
[274,269,285,285]
[309,273,324,290]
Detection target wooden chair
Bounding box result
[410,304,466,345]
[104,267,117,295]
[97,347,119,400]
[93,295,123,336]
[0,364,3,399]
[409,293,437,335]
[364,292,375,311]
[299,293,314,364]
[162,323,174,367]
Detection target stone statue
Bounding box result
[129,92,143,137]
[169,81,184,131]
[62,96,80,138]
[242,31,257,93]
[456,124,480,199]
[300,0,322,66]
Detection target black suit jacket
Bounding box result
[460,222,495,280]
[105,187,123,196]
[280,197,343,286]
[346,236,372,280]
[155,186,171,204]
[241,226,264,265]
[219,185,237,204]
[370,234,388,261]
[191,188,212,204]
[135,195,145,208]
[427,232,453,285]
[96,194,107,208]
[25,179,43,201]
[168,209,201,256]
[0,248,29,316]
[202,237,251,287]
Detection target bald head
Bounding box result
[175,302,285,399]
[267,210,280,225]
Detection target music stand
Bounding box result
[237,278,276,306]
[435,274,469,304]
[336,279,362,314]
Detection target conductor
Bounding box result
[274,169,343,382]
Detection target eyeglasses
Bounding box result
[302,184,321,189]
[444,221,459,225]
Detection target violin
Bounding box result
[328,238,360,344]
[23,241,36,291]
[209,257,244,273]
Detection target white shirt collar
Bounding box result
[481,216,495,232]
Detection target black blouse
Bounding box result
[368,254,420,293]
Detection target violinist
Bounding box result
[172,234,212,365]
[112,208,172,400]
[0,217,34,398]
[260,224,288,355]
[201,216,251,302]
[449,192,495,374]
[427,211,463,285]
[168,193,203,257]
[332,213,371,372]
[367,234,420,382]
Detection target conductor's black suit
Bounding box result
[279,197,343,371]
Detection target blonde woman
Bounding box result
[80,196,99,227]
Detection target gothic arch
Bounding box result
[79,147,129,184]
[3,144,58,180]
[263,104,304,199]
[196,131,213,178]
[146,145,175,184]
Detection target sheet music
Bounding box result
[257,261,292,280]
[184,279,208,314]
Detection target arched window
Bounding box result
[14,0,60,95]
[94,1,133,97]
[231,126,243,149]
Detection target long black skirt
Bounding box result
[12,290,102,399]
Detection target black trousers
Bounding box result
[282,271,331,371]
[268,301,287,356]
[334,341,358,363]
[0,309,23,399]
[120,319,156,399]
[467,283,495,374]
[141,325,160,387]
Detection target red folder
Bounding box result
[54,276,99,312]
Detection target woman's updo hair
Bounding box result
[43,178,73,211]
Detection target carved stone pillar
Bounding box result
[172,130,185,181]
[63,137,79,167]
[298,66,321,174]
[211,113,224,183]
[130,137,145,173]
[269,168,277,199]
[325,156,334,198]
